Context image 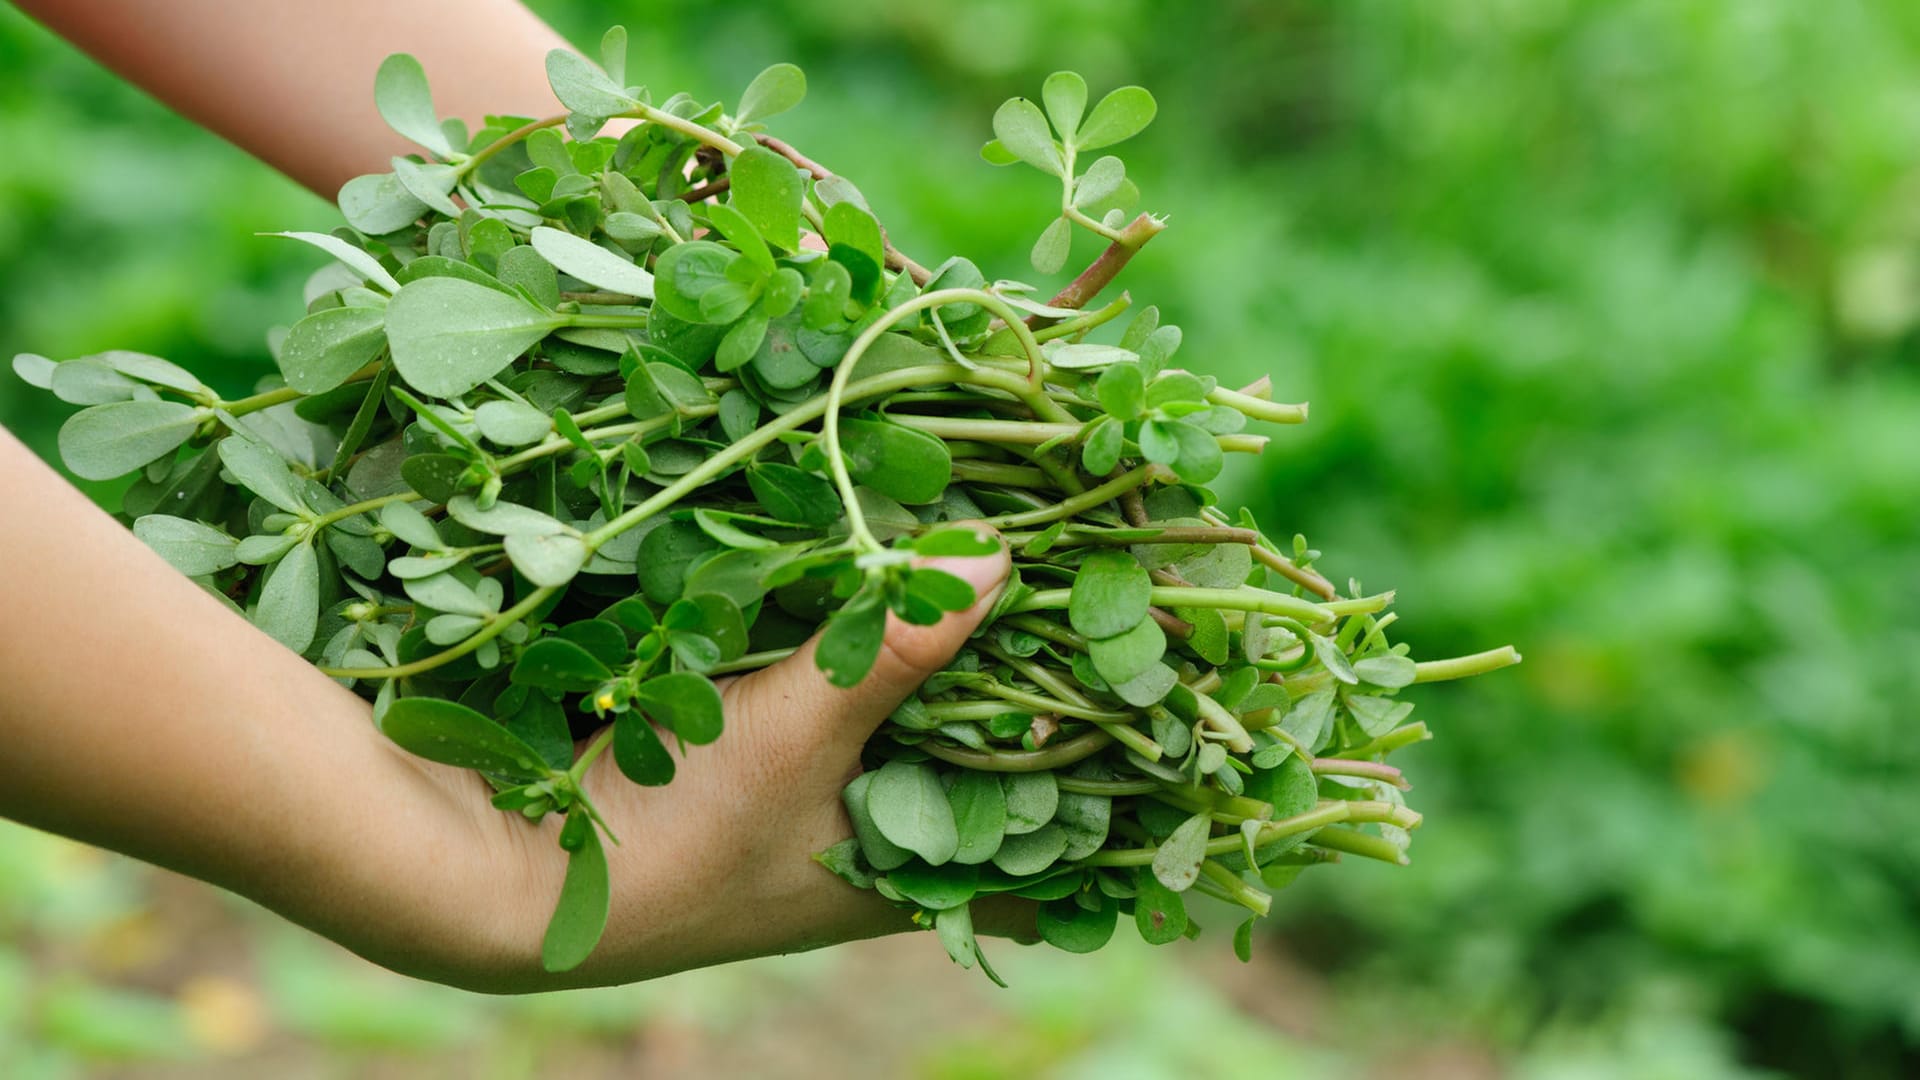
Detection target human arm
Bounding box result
[13,0,583,199]
[0,427,1015,991]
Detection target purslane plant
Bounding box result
[12,31,1520,979]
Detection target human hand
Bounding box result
[379,536,1021,991]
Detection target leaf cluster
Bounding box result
[11,37,1514,978]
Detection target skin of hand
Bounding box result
[0,429,1028,991]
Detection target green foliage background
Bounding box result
[2,1,1915,1076]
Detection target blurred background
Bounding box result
[3,0,1916,1076]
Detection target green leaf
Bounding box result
[1041,71,1088,140]
[815,838,876,889]
[838,417,951,505]
[914,527,1001,557]
[337,172,428,236]
[511,637,613,691]
[392,157,461,217]
[447,495,566,536]
[947,769,1007,866]
[883,862,979,910]
[280,306,386,394]
[866,759,960,865]
[58,401,199,481]
[979,139,1017,166]
[692,507,778,550]
[11,352,54,389]
[1245,753,1319,821]
[1109,660,1178,707]
[747,462,841,526]
[1164,419,1223,483]
[705,202,773,273]
[1002,771,1059,836]
[255,540,320,653]
[1354,654,1418,689]
[737,62,806,125]
[817,592,885,688]
[530,226,654,298]
[1312,632,1358,685]
[398,453,468,504]
[729,145,805,252]
[235,533,299,566]
[1056,788,1112,861]
[651,240,737,324]
[934,904,981,971]
[990,822,1067,875]
[636,672,725,745]
[1233,915,1256,963]
[803,260,853,329]
[541,812,610,972]
[1030,216,1071,275]
[1075,86,1157,151]
[1038,895,1116,953]
[1346,693,1415,738]
[1068,550,1151,639]
[264,231,401,294]
[1081,417,1123,475]
[217,436,308,514]
[823,203,884,267]
[386,277,561,397]
[1152,811,1211,892]
[1072,155,1126,208]
[905,567,976,615]
[132,515,238,577]
[991,97,1062,176]
[473,399,551,446]
[1133,867,1189,944]
[716,309,769,370]
[1044,342,1136,371]
[380,696,550,779]
[544,48,638,118]
[49,358,139,404]
[599,25,627,85]
[614,711,676,785]
[843,771,914,871]
[1095,362,1146,420]
[498,245,560,307]
[504,531,589,587]
[374,54,452,157]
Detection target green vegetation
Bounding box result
[1,1,1914,1075]
[16,38,1513,975]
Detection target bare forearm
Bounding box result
[0,429,515,980]
[14,0,574,197]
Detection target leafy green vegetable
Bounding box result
[15,46,1517,980]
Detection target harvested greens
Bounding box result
[13,33,1520,978]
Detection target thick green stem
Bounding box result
[1308,825,1411,865]
[1413,645,1523,683]
[1011,584,1366,626]
[581,361,1041,551]
[221,386,305,416]
[818,289,1066,551]
[320,585,555,680]
[1077,798,1416,868]
[1334,722,1431,760]
[1311,757,1410,790]
[1206,385,1307,425]
[982,465,1157,530]
[1198,859,1273,916]
[918,730,1113,772]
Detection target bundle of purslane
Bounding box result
[13,32,1520,979]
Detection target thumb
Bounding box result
[729,531,1011,759]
